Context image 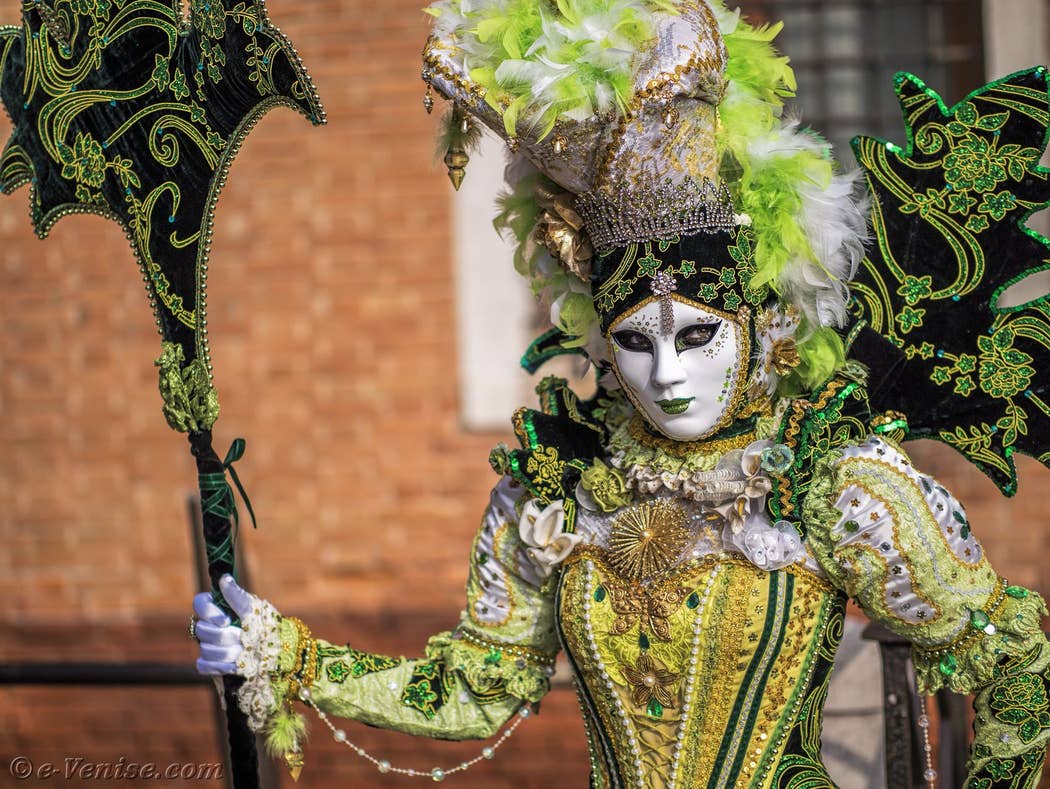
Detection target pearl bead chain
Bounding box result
[668,565,721,789]
[297,687,530,781]
[918,700,937,788]
[583,561,645,782]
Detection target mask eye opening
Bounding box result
[674,321,722,353]
[612,329,654,354]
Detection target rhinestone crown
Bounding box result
[575,178,737,255]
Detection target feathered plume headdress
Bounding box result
[423,0,868,395]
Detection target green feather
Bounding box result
[712,1,851,390]
[264,708,308,758]
[431,0,672,135]
[494,172,545,276]
[782,325,846,394]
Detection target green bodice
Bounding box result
[256,378,1049,789]
[557,553,845,789]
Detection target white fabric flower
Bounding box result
[732,519,805,571]
[518,499,583,577]
[723,440,774,534]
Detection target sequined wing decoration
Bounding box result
[847,67,1050,495]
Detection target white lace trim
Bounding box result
[234,598,283,733]
[601,439,807,572]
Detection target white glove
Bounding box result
[193,574,255,676]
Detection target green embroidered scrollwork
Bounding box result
[155,341,220,432]
[424,631,553,704]
[315,644,402,684]
[850,67,1050,494]
[1,0,325,382]
[991,672,1050,745]
[592,228,766,318]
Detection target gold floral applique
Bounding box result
[623,653,680,718]
[525,445,566,500]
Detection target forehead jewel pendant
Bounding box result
[650,271,678,337]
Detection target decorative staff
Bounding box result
[0,2,325,786]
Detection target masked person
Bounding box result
[194,2,1050,785]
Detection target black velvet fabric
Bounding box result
[590,227,766,333]
[499,378,607,507]
[0,1,323,363]
[846,68,1050,494]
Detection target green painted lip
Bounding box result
[656,397,694,415]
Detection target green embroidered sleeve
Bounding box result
[803,436,1050,785]
[270,476,559,743]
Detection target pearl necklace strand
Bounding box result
[668,565,721,789]
[918,699,937,788]
[296,686,530,782]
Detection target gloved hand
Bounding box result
[192,573,255,676]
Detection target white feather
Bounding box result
[741,120,870,331]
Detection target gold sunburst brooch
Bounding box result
[607,500,690,581]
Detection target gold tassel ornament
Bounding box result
[438,103,482,191]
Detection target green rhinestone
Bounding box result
[1006,586,1029,599]
[639,632,650,651]
[646,698,664,719]
[939,654,958,676]
[594,585,606,603]
[961,525,971,539]
[844,520,860,534]
[970,610,991,630]
[686,592,700,609]
[484,649,502,666]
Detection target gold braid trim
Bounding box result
[626,413,759,458]
[283,617,317,704]
[456,628,558,668]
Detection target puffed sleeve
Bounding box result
[802,436,1050,785]
[237,476,563,765]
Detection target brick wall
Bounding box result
[1,1,1047,786]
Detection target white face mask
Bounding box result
[609,296,748,442]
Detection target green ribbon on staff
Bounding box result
[199,438,258,575]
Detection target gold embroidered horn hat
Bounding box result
[422,1,729,209]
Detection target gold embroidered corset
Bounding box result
[557,550,845,789]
